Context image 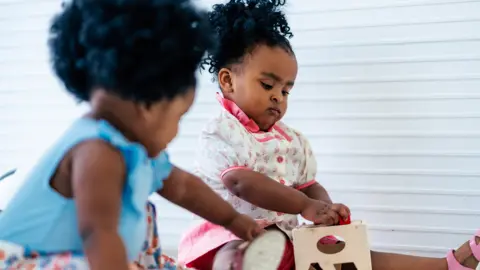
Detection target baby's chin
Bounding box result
[258,121,280,132]
[254,113,284,131]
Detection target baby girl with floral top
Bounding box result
[178,1,480,270]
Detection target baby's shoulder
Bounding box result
[276,121,304,138]
[202,111,246,138]
[275,122,310,146]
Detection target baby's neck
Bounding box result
[89,92,142,146]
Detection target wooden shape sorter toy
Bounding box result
[292,220,372,270]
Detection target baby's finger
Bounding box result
[327,209,340,225]
[314,213,335,226]
[312,216,329,226]
[252,227,266,239]
[343,204,351,216]
[332,204,349,220]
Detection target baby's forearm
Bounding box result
[223,169,309,214]
[158,167,237,227]
[83,230,129,270]
[300,182,332,203]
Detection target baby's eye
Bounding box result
[282,90,290,96]
[260,82,273,90]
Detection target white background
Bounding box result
[0,0,479,258]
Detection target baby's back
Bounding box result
[0,119,101,254]
[0,118,161,260]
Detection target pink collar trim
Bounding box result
[216,93,272,133]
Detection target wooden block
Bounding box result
[292,221,372,270]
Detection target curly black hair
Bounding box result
[49,0,214,102]
[203,0,293,77]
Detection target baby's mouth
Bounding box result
[267,107,281,116]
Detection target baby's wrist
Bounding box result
[298,195,312,213]
[220,210,238,228]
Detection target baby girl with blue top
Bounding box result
[0,0,289,269]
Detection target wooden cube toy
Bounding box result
[292,220,372,270]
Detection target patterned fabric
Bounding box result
[0,202,190,270]
[134,202,191,270]
[178,94,318,265]
[0,247,88,270]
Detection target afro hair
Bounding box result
[49,0,215,102]
[202,0,293,77]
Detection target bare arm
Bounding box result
[157,166,238,227]
[301,182,350,221]
[72,140,129,270]
[300,182,333,203]
[223,169,310,214]
[158,166,264,241]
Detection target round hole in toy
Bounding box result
[316,235,346,255]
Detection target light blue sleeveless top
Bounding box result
[0,118,172,260]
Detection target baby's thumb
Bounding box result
[302,214,323,225]
[251,226,266,238]
[331,204,349,219]
[300,212,313,222]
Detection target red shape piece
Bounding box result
[338,215,351,225]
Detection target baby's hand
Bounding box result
[300,199,350,226]
[225,214,265,241]
[129,263,140,270]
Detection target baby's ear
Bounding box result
[218,68,234,93]
[135,101,159,126]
